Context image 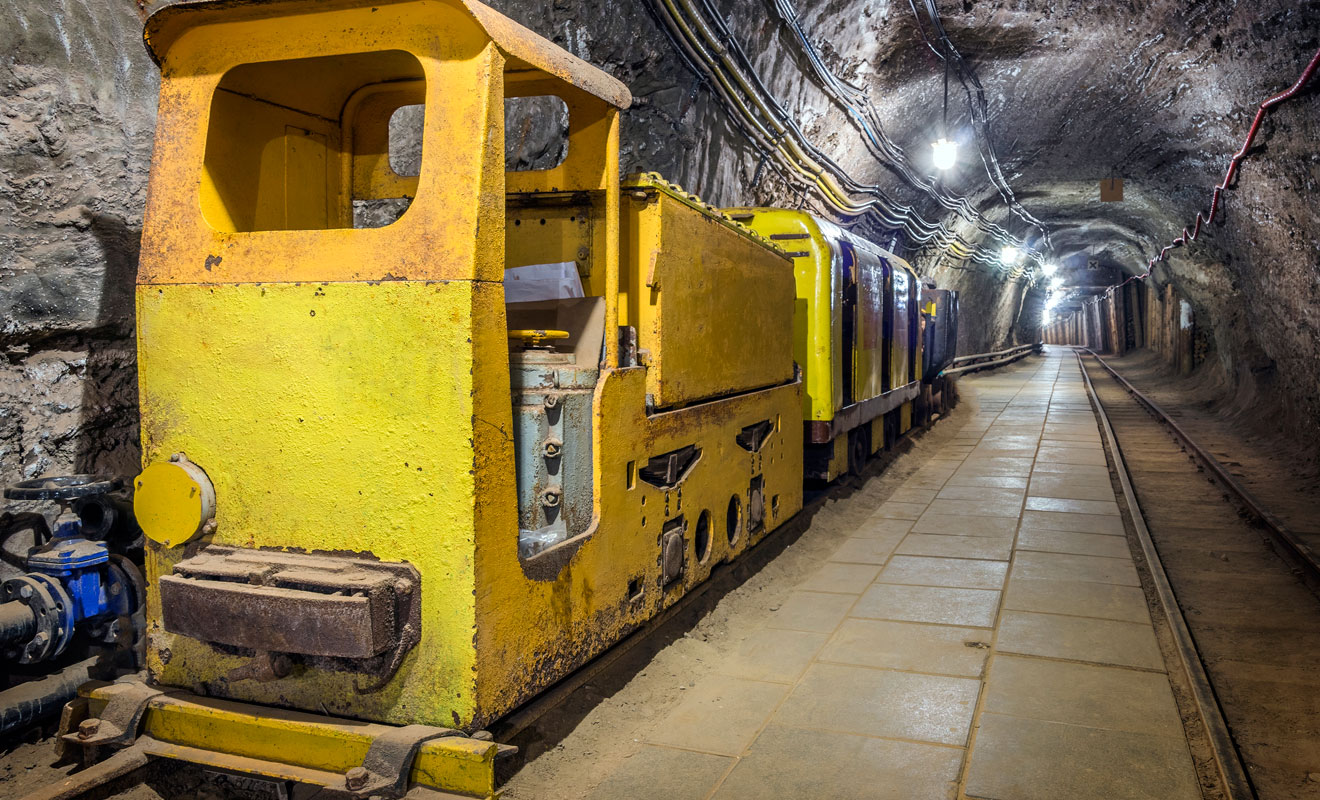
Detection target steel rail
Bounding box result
[1076,351,1256,800]
[1083,348,1320,582]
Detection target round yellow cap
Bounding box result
[134,457,216,548]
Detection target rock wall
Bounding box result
[2,0,1318,486]
[1,0,154,485]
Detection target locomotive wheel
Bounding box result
[848,429,869,477]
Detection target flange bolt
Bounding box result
[345,766,369,790]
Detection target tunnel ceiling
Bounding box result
[489,0,1320,428]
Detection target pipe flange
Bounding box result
[1,574,73,664]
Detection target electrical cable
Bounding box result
[645,0,1027,272]
[766,0,1032,256]
[1105,44,1320,295]
[911,0,1053,254]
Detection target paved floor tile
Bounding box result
[830,536,902,565]
[1036,445,1109,467]
[935,485,1026,504]
[888,487,939,505]
[997,610,1163,669]
[850,517,915,539]
[1030,462,1112,480]
[1027,473,1118,502]
[943,474,1029,489]
[897,533,1013,561]
[1004,577,1150,623]
[767,591,857,633]
[902,474,951,491]
[1020,509,1125,536]
[925,497,1023,518]
[713,725,962,800]
[798,562,880,594]
[853,583,1001,628]
[1012,550,1139,587]
[965,714,1200,800]
[1017,528,1131,559]
[983,656,1183,737]
[586,746,731,800]
[879,555,1008,590]
[913,512,1020,538]
[776,663,980,745]
[819,618,990,677]
[1026,496,1121,516]
[872,501,929,520]
[720,627,829,683]
[645,675,789,756]
[952,457,1036,477]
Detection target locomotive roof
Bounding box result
[142,0,633,110]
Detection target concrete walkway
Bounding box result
[585,350,1201,800]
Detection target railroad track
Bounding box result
[1079,350,1320,800]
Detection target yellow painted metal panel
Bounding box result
[82,689,502,798]
[721,208,839,422]
[141,3,510,285]
[138,280,497,726]
[625,183,795,408]
[823,433,849,483]
[473,368,803,723]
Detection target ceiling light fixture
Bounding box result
[1001,246,1023,266]
[1041,262,1058,276]
[931,138,958,170]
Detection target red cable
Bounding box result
[1114,45,1320,292]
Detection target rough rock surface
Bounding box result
[2,0,1318,485]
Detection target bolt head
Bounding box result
[19,585,33,600]
[78,719,101,739]
[345,766,370,790]
[32,632,48,646]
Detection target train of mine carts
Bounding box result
[0,1,963,797]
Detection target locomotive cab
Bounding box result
[120,5,802,789]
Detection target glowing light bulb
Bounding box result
[1050,278,1064,291]
[931,138,958,171]
[1041,263,1058,276]
[1001,246,1023,266]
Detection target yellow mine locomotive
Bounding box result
[49,0,955,796]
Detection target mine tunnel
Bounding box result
[2,0,1319,798]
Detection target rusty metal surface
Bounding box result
[347,723,461,799]
[160,546,421,682]
[159,577,393,659]
[60,677,164,749]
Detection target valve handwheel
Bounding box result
[5,475,121,502]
